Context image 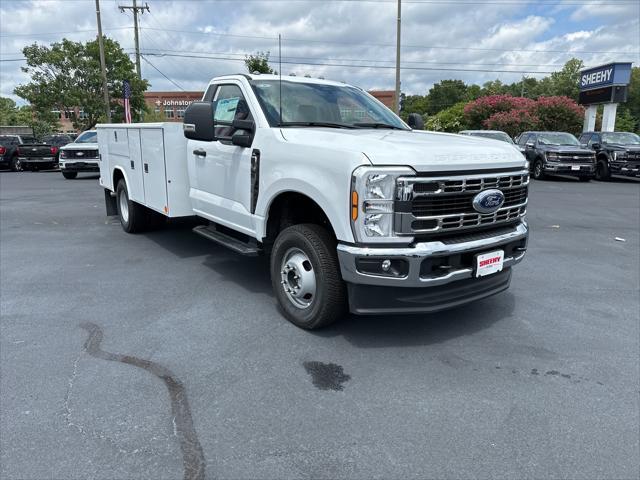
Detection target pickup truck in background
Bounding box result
[18,134,73,171]
[458,130,517,146]
[59,130,99,179]
[98,74,529,329]
[0,134,36,171]
[517,131,596,181]
[578,131,640,180]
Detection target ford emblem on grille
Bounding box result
[76,152,84,156]
[472,189,505,214]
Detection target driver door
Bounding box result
[188,83,256,235]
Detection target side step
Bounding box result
[193,225,261,256]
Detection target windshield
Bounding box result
[538,132,580,146]
[75,131,97,143]
[602,132,640,145]
[251,80,408,130]
[467,131,514,144]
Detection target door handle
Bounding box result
[193,149,207,157]
[144,163,149,173]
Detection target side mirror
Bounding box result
[407,113,424,130]
[183,102,214,141]
[525,142,534,149]
[231,131,253,148]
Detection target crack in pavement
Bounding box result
[79,322,206,480]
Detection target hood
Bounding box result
[539,145,593,154]
[605,143,640,152]
[280,128,525,173]
[61,142,98,150]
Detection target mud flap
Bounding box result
[104,188,117,216]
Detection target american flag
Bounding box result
[123,80,132,123]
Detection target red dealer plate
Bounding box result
[475,250,504,278]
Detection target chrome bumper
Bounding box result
[337,222,528,288]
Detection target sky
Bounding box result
[1,0,639,104]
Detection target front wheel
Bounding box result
[9,156,22,172]
[595,160,610,181]
[270,224,347,329]
[532,159,546,180]
[62,171,78,179]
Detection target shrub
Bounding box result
[485,109,539,138]
[463,95,535,129]
[534,96,584,134]
[425,102,467,132]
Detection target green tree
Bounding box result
[547,58,584,99]
[15,37,148,130]
[142,104,167,122]
[424,102,467,132]
[426,80,468,115]
[0,97,58,136]
[245,51,275,74]
[617,67,639,132]
[400,93,429,120]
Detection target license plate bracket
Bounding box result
[475,250,504,278]
[571,165,580,171]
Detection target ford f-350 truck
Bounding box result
[98,74,529,329]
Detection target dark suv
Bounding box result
[578,131,640,180]
[518,131,596,181]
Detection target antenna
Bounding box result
[279,34,282,127]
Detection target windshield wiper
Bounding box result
[278,121,355,129]
[353,122,405,130]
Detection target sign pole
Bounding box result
[95,0,111,122]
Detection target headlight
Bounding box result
[545,152,560,162]
[613,151,628,162]
[350,166,415,243]
[60,150,68,159]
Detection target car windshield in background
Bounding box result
[75,131,97,143]
[538,132,580,146]
[602,132,640,145]
[468,132,514,143]
[251,80,408,130]
[42,135,72,146]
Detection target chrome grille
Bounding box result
[554,152,594,163]
[69,149,98,158]
[395,170,529,235]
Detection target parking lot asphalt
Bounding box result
[1,171,639,480]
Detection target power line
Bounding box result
[141,55,185,90]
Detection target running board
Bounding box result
[193,225,261,256]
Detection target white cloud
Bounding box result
[0,0,638,104]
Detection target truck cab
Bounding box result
[579,131,640,180]
[99,74,529,329]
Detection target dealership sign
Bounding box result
[580,62,632,91]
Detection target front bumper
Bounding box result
[611,162,640,177]
[60,160,99,172]
[544,163,595,176]
[337,222,528,314]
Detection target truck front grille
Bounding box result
[554,152,594,163]
[395,170,529,236]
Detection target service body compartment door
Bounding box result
[140,128,168,214]
[126,129,145,203]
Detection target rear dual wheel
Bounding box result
[116,179,165,233]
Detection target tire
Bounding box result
[270,224,347,329]
[532,159,546,180]
[116,179,152,233]
[9,156,22,172]
[62,171,78,179]
[595,160,611,181]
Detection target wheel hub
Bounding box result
[119,189,129,223]
[280,248,316,309]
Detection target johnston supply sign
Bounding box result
[578,62,633,105]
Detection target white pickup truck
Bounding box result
[98,74,529,329]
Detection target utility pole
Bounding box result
[95,0,111,122]
[119,0,149,78]
[394,0,401,114]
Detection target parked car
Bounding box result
[98,74,529,329]
[59,130,99,179]
[459,130,516,145]
[578,131,640,180]
[0,134,36,171]
[18,134,73,171]
[517,131,596,181]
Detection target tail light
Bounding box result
[0,146,5,155]
[50,146,58,155]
